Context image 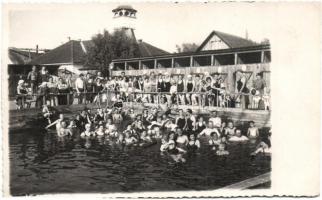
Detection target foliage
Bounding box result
[85,29,140,75]
[175,43,199,53]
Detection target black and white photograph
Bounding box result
[2,1,320,198]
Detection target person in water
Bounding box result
[216,143,229,156]
[95,124,105,137]
[209,132,221,150]
[163,140,186,163]
[198,121,220,138]
[187,134,201,151]
[45,113,65,132]
[80,123,96,138]
[224,121,236,138]
[175,109,186,130]
[194,116,206,135]
[42,101,55,124]
[247,121,259,139]
[251,130,271,156]
[175,127,189,149]
[124,130,138,145]
[228,129,249,142]
[58,121,72,137]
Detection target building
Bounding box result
[111,30,271,95]
[29,5,168,76]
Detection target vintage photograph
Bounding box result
[5,2,273,196]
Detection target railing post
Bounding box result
[234,53,238,65]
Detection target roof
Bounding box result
[30,38,169,66]
[137,40,169,57]
[112,44,270,63]
[8,48,43,65]
[112,5,137,13]
[196,30,259,52]
[30,40,91,65]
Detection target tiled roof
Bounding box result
[8,48,42,65]
[30,40,88,65]
[196,30,258,51]
[30,39,169,66]
[137,40,169,57]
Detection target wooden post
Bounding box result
[154,60,157,69]
[261,51,265,63]
[67,93,70,105]
[234,53,238,65]
[125,62,128,70]
[211,55,214,66]
[171,58,174,68]
[190,56,193,67]
[139,60,142,70]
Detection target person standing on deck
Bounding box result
[177,75,185,105]
[27,66,39,95]
[150,72,157,103]
[253,73,266,95]
[185,75,194,105]
[75,74,86,104]
[236,75,250,109]
[40,66,50,83]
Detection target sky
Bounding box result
[6,2,273,53]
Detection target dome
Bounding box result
[112,5,137,13]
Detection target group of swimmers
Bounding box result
[42,102,271,162]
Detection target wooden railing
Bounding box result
[14,88,270,111]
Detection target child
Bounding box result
[16,79,28,109]
[247,121,259,139]
[224,121,236,138]
[228,129,249,142]
[216,143,229,156]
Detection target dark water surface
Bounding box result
[9,125,271,196]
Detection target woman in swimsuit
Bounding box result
[177,75,185,105]
[187,134,201,152]
[175,109,186,130]
[195,116,206,135]
[175,128,189,149]
[185,75,194,105]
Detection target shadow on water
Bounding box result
[9,124,271,196]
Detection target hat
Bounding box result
[18,80,24,85]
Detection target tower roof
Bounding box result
[112,5,137,13]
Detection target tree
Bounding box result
[85,29,140,76]
[175,43,199,53]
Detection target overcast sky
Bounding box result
[7,2,273,53]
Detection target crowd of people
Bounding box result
[16,66,270,111]
[42,101,272,163]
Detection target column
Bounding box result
[234,53,238,65]
[261,51,265,63]
[211,55,214,66]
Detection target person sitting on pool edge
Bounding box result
[228,129,249,142]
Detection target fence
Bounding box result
[13,88,270,111]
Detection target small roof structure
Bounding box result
[196,30,258,52]
[112,5,137,13]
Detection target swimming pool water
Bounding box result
[9,125,271,196]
